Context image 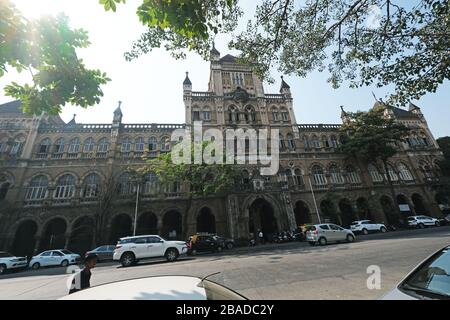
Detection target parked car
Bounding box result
[306,224,356,246]
[407,215,441,228]
[113,235,188,267]
[187,234,223,255]
[60,275,247,300]
[382,245,450,300]
[0,251,28,275]
[212,235,235,250]
[85,245,115,262]
[29,250,81,270]
[350,220,387,235]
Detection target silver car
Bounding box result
[382,245,450,300]
[306,224,356,246]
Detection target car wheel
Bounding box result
[318,237,327,246]
[346,234,355,243]
[380,226,387,233]
[362,228,369,235]
[32,262,40,270]
[226,242,234,250]
[120,252,135,267]
[60,260,69,267]
[216,246,223,253]
[418,223,425,229]
[165,248,179,262]
[0,264,6,275]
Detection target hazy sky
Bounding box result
[1,0,449,138]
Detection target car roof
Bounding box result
[120,235,160,240]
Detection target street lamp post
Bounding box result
[133,182,140,236]
[308,175,322,224]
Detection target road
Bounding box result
[1,226,449,300]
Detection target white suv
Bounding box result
[0,251,28,275]
[407,215,440,228]
[113,235,188,267]
[350,220,387,235]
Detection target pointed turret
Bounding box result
[210,42,220,62]
[280,76,291,98]
[183,71,192,95]
[113,101,123,124]
[67,114,76,125]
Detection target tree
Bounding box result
[1,0,110,115]
[339,104,410,225]
[132,141,239,237]
[103,0,450,106]
[434,137,450,210]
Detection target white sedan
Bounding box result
[350,220,387,235]
[0,251,28,275]
[29,250,81,270]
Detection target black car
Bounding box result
[213,236,235,250]
[85,245,115,262]
[187,235,223,255]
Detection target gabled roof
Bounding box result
[210,43,220,56]
[280,76,290,90]
[388,106,419,119]
[219,54,237,63]
[0,100,23,114]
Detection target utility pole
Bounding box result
[308,175,322,224]
[133,182,140,236]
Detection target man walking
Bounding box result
[68,253,97,294]
[258,230,264,245]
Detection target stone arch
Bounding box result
[293,200,311,225]
[356,197,373,220]
[162,210,182,240]
[196,207,216,233]
[338,198,357,227]
[39,217,68,251]
[380,195,400,226]
[109,214,132,243]
[320,200,340,224]
[53,171,80,185]
[137,212,158,235]
[248,198,278,241]
[396,194,413,215]
[412,193,429,215]
[68,216,95,255]
[11,220,38,257]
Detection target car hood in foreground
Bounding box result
[59,275,246,300]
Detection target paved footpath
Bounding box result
[1,227,449,300]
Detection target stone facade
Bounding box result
[0,50,445,256]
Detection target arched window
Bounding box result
[148,137,157,151]
[294,168,304,186]
[312,165,327,186]
[202,107,211,121]
[160,136,170,152]
[346,165,361,184]
[54,138,65,154]
[0,138,7,153]
[330,135,339,148]
[398,163,414,181]
[192,106,200,121]
[242,170,250,185]
[303,135,310,150]
[143,172,160,195]
[26,175,48,200]
[10,136,24,156]
[68,138,80,154]
[368,164,383,182]
[83,138,95,153]
[280,108,289,121]
[121,137,132,153]
[279,134,285,150]
[387,164,399,181]
[271,107,279,122]
[286,134,295,150]
[83,173,100,198]
[321,136,330,148]
[118,173,133,195]
[54,174,76,199]
[245,106,255,123]
[311,135,320,148]
[228,106,238,122]
[97,138,109,153]
[420,162,434,179]
[135,137,145,152]
[38,138,51,154]
[329,165,345,184]
[0,180,10,200]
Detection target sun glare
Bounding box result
[12,0,72,19]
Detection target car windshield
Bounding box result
[0,252,13,258]
[399,247,450,299]
[350,222,360,225]
[407,217,416,221]
[306,226,316,231]
[61,250,73,255]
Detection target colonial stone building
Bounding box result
[0,49,445,256]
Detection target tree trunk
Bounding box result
[382,159,402,226]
